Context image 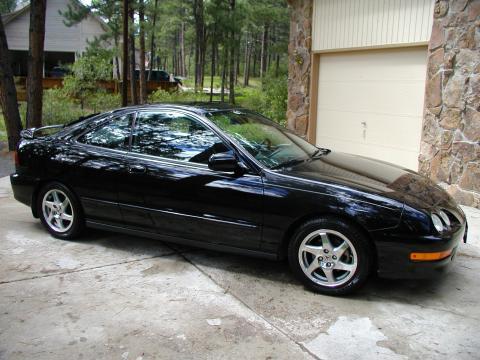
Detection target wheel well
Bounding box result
[279,212,378,269]
[31,180,77,218]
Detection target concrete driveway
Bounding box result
[0,176,479,360]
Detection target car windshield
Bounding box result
[205,110,320,169]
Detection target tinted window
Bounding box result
[206,110,318,169]
[131,111,228,163]
[78,114,132,150]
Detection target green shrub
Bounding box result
[85,92,121,113]
[237,74,287,126]
[42,88,84,125]
[261,75,287,126]
[148,89,210,103]
[62,50,114,109]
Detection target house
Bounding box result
[287,0,479,208]
[2,0,108,77]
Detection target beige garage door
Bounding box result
[315,47,428,170]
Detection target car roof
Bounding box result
[113,102,244,116]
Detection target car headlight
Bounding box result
[431,214,444,233]
[438,210,451,227]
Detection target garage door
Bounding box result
[315,47,428,170]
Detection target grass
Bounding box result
[0,102,27,143]
[0,113,6,143]
[182,75,262,91]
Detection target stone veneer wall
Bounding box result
[286,0,313,136]
[420,0,480,208]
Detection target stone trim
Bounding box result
[419,0,480,208]
[286,0,313,136]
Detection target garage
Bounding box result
[315,47,428,170]
[306,0,435,172]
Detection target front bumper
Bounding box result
[374,222,466,279]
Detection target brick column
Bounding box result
[286,0,313,136]
[420,0,480,208]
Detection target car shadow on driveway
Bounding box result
[68,227,473,306]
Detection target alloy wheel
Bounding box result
[42,189,74,233]
[298,229,358,287]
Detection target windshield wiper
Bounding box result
[270,158,307,170]
[310,148,331,158]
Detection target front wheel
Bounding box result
[288,217,372,295]
[37,182,84,239]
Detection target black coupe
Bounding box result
[10,104,468,295]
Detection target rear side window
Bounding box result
[77,114,133,150]
[131,111,228,163]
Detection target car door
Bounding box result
[65,112,134,224]
[118,109,264,250]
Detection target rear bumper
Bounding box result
[374,223,466,279]
[10,173,37,209]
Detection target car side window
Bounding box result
[77,114,133,150]
[131,111,229,164]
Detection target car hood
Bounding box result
[277,152,456,211]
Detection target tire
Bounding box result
[37,182,85,240]
[288,217,372,296]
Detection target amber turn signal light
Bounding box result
[410,249,452,261]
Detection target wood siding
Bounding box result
[312,0,434,51]
[5,0,106,53]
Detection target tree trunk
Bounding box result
[193,0,204,91]
[26,0,46,128]
[129,4,138,105]
[138,0,146,104]
[243,33,251,87]
[209,25,216,102]
[275,54,280,77]
[220,45,227,102]
[188,41,194,76]
[214,42,219,76]
[122,0,128,106]
[172,32,177,75]
[260,23,269,79]
[0,17,22,150]
[200,28,207,89]
[228,0,235,104]
[114,35,121,80]
[148,0,158,81]
[252,43,257,78]
[235,36,240,85]
[179,22,186,77]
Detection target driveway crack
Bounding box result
[0,251,178,285]
[173,248,321,360]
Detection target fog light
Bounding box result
[410,249,452,261]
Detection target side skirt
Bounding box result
[86,220,279,261]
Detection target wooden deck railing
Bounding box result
[14,77,179,101]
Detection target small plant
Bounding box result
[62,49,114,109]
[42,88,84,125]
[148,89,210,103]
[85,92,121,113]
[236,73,287,126]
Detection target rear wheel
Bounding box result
[37,182,84,239]
[288,217,372,295]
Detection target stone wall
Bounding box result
[286,0,313,136]
[420,0,480,208]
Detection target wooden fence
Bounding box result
[14,77,179,101]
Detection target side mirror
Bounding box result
[208,152,246,174]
